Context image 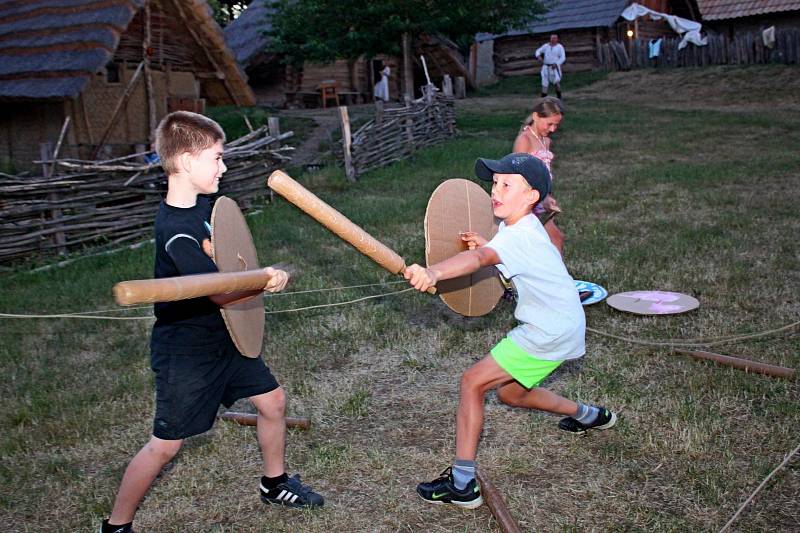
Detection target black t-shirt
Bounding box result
[151,196,231,349]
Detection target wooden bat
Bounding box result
[673,349,796,379]
[476,469,523,533]
[218,411,311,430]
[114,268,274,306]
[267,170,435,293]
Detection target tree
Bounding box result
[209,0,249,27]
[267,0,546,99]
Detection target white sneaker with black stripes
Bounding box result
[260,474,324,508]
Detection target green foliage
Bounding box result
[208,0,248,27]
[267,0,546,64]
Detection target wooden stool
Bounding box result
[318,80,339,109]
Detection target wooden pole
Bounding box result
[218,412,311,430]
[476,469,523,533]
[673,349,796,379]
[267,117,281,148]
[91,61,145,160]
[442,74,453,97]
[143,0,156,144]
[338,106,355,181]
[402,32,413,102]
[40,140,67,255]
[455,76,466,99]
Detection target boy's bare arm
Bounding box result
[404,247,500,292]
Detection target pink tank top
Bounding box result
[523,126,554,216]
[523,126,554,172]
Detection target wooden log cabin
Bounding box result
[0,0,255,171]
[471,0,699,82]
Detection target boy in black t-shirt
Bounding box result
[101,112,322,533]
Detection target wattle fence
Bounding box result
[0,126,293,265]
[336,85,457,179]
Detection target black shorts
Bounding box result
[151,340,279,440]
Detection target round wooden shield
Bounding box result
[210,196,264,358]
[425,179,504,317]
[607,290,699,315]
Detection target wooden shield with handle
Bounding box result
[210,196,265,358]
[425,179,503,316]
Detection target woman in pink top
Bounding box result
[512,97,564,254]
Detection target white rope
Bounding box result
[0,312,154,320]
[586,320,800,348]
[718,442,800,533]
[0,286,416,320]
[270,279,405,296]
[265,288,415,314]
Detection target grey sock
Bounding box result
[575,403,599,425]
[452,459,476,490]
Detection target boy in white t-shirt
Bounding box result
[404,153,616,509]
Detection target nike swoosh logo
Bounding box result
[431,492,448,499]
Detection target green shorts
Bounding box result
[490,337,562,389]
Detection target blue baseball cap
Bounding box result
[474,153,551,201]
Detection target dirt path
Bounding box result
[281,104,377,167]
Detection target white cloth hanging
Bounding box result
[621,3,707,50]
[648,38,662,58]
[763,26,776,49]
[373,66,390,102]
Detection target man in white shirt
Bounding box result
[534,34,565,99]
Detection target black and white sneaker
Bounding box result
[99,519,133,533]
[416,467,483,509]
[559,407,617,435]
[260,474,324,508]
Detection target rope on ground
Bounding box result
[718,442,800,533]
[0,285,416,320]
[586,320,800,348]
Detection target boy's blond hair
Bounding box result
[155,111,226,175]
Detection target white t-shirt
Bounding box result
[486,214,585,361]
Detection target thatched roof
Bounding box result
[0,0,254,105]
[696,0,800,20]
[223,0,274,69]
[476,0,628,42]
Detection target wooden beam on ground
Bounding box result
[673,349,796,379]
[218,412,311,430]
[476,469,523,533]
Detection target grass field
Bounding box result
[1,66,798,532]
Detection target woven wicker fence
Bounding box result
[337,88,456,178]
[0,125,293,265]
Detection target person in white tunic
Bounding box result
[373,61,390,102]
[405,153,617,509]
[535,34,565,99]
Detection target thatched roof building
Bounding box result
[0,0,255,170]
